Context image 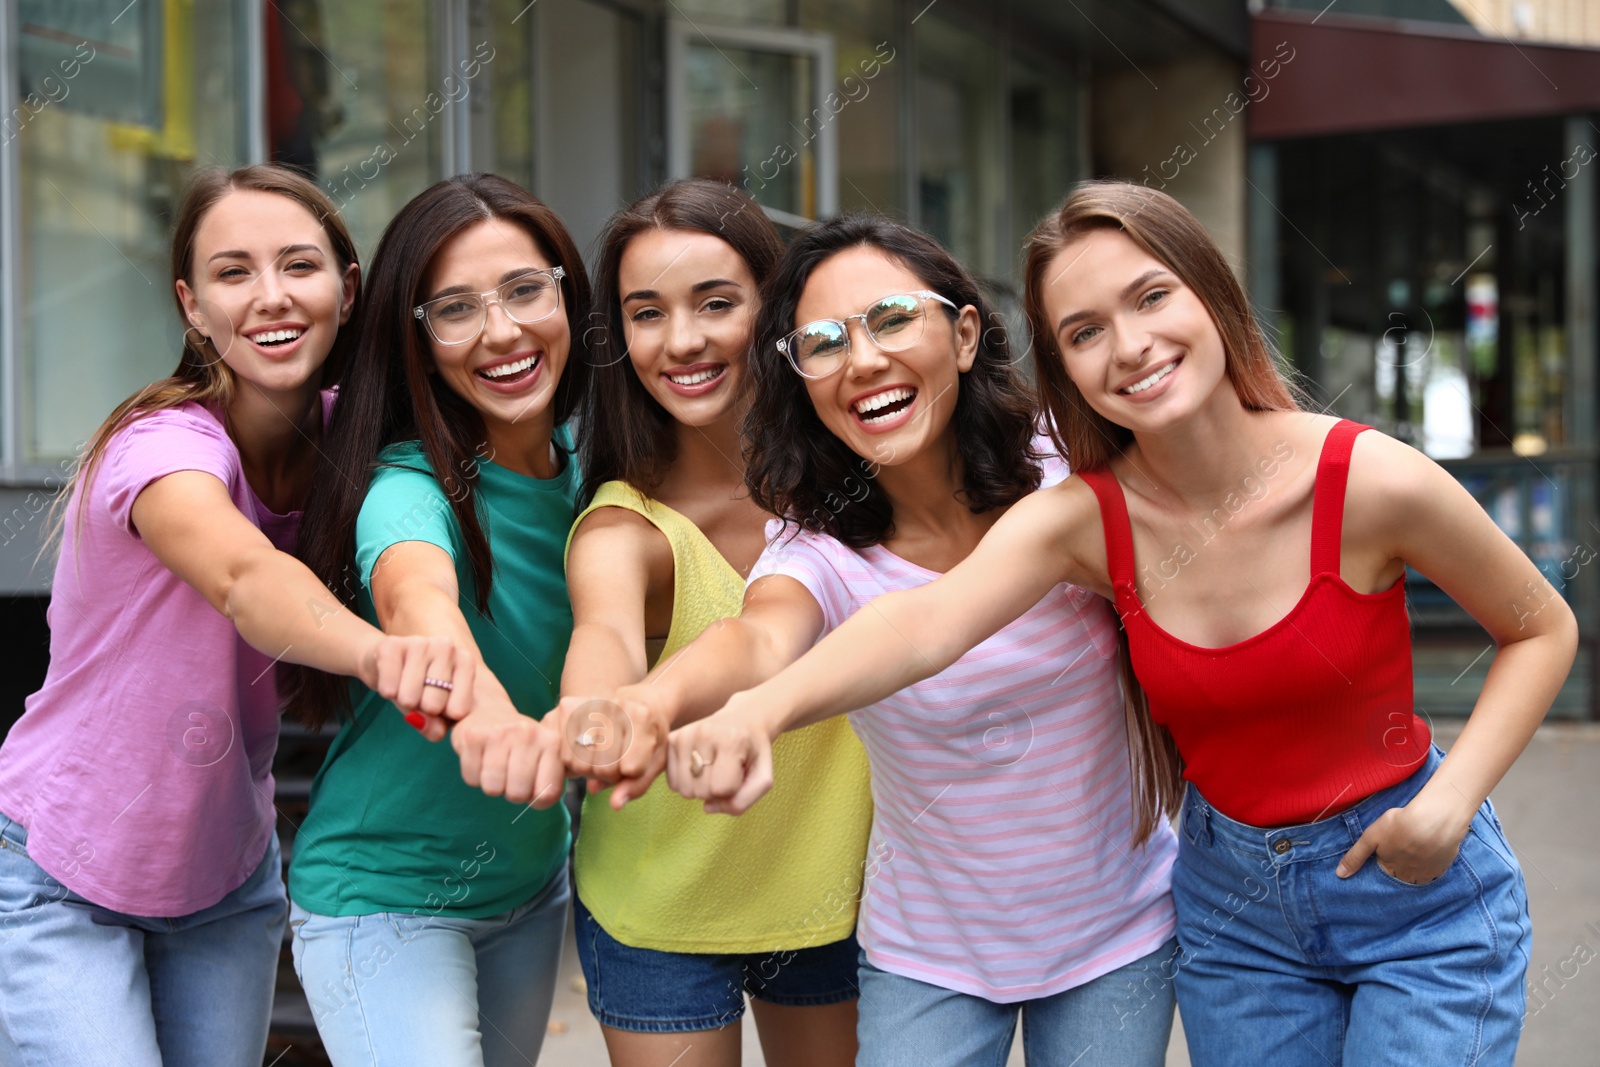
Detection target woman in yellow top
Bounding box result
[553,179,872,1067]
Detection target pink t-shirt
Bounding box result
[748,454,1177,1002]
[0,396,329,916]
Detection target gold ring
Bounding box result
[689,750,706,777]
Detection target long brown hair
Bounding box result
[1021,181,1300,845]
[581,179,784,504]
[50,164,361,551]
[1023,181,1299,471]
[283,173,592,729]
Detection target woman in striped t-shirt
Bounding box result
[606,215,1178,1066]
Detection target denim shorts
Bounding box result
[1170,744,1531,1067]
[574,894,860,1033]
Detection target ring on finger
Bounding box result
[423,676,455,692]
[576,730,596,749]
[689,749,707,777]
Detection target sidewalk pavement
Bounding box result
[532,720,1600,1066]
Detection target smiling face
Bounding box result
[1042,227,1228,433]
[618,229,758,428]
[420,217,570,446]
[792,245,978,466]
[175,188,357,397]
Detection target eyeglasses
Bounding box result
[777,290,958,379]
[413,266,566,346]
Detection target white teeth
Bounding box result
[251,328,303,345]
[853,387,915,418]
[851,383,915,422]
[481,355,538,379]
[667,366,723,386]
[1121,362,1175,394]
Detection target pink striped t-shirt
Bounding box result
[748,458,1177,1002]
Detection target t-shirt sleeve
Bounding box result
[746,519,854,635]
[1034,431,1071,489]
[99,407,240,537]
[354,461,463,585]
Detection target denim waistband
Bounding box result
[1181,745,1444,865]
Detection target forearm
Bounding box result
[640,616,802,727]
[1421,621,1578,819]
[742,589,955,739]
[561,623,648,700]
[224,553,383,677]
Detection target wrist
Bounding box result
[740,687,794,742]
[1411,780,1478,838]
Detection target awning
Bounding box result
[1249,9,1600,140]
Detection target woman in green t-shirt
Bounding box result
[550,179,872,1067]
[280,173,591,1066]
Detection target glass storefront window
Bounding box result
[531,0,642,257]
[16,0,248,465]
[669,21,836,225]
[914,13,1004,278]
[799,0,904,217]
[267,0,443,260]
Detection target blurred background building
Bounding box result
[4,2,1599,1061]
[0,0,1595,714]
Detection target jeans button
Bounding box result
[1272,838,1292,855]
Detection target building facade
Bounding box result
[0,0,1248,721]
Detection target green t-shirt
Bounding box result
[288,437,577,918]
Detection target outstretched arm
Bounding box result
[1337,434,1579,883]
[668,482,1103,813]
[368,540,564,810]
[132,471,474,719]
[590,574,827,806]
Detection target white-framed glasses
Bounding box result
[777,290,959,379]
[413,266,566,346]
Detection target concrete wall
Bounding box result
[1090,55,1248,276]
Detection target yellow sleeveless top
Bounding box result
[567,482,873,952]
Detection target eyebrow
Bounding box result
[622,278,742,303]
[207,243,323,264]
[1054,269,1174,333]
[428,267,553,300]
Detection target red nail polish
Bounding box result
[405,712,426,731]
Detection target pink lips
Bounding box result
[661,363,728,397]
[1117,357,1180,402]
[474,352,544,394]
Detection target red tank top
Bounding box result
[1076,420,1431,827]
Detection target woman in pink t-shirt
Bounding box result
[591,216,1178,1066]
[0,165,475,1067]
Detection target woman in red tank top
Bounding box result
[663,183,1575,1067]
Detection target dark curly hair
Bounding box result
[745,214,1042,548]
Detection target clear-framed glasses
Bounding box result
[413,266,566,346]
[776,290,959,380]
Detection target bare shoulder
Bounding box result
[567,504,673,589]
[1013,473,1113,596]
[1342,425,1466,552]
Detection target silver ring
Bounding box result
[423,677,455,692]
[690,750,707,777]
[575,730,597,749]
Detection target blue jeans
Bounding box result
[0,812,286,1067]
[290,864,569,1066]
[855,939,1178,1067]
[1172,745,1531,1067]
[574,893,860,1033]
